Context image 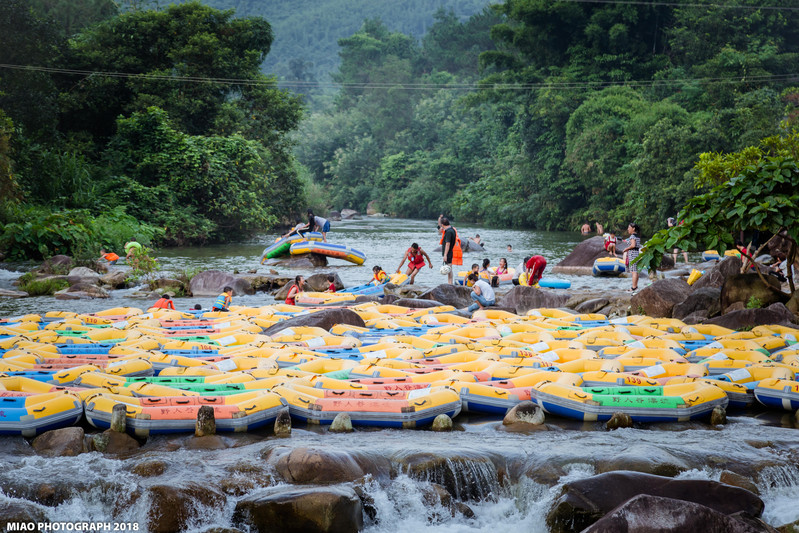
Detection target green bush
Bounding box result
[745,296,764,309]
[19,277,69,296]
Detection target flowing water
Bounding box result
[0,217,639,316]
[1,217,797,531]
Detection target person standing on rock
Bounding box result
[212,286,233,312]
[285,276,304,306]
[622,223,641,292]
[440,218,461,284]
[307,209,330,242]
[396,243,432,284]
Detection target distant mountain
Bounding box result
[195,0,492,83]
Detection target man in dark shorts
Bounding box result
[441,217,456,284]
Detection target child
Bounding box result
[285,276,304,305]
[465,263,480,287]
[212,286,233,312]
[372,265,389,285]
[150,294,175,311]
[496,258,509,275]
[325,274,336,293]
[622,224,641,292]
[604,231,617,256]
[99,249,119,265]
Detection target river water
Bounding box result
[2,217,798,531]
[0,217,637,316]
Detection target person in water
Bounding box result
[150,294,175,311]
[466,272,496,313]
[307,209,331,242]
[325,274,337,293]
[581,222,591,235]
[285,276,304,305]
[212,286,233,312]
[471,234,482,246]
[507,244,513,252]
[372,265,389,285]
[99,249,119,265]
[396,243,433,284]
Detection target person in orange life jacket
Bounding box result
[372,266,389,285]
[212,286,233,312]
[440,217,462,284]
[397,243,432,284]
[99,249,119,265]
[150,294,175,311]
[525,255,547,286]
[285,276,304,305]
[325,274,336,293]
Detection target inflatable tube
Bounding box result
[289,241,366,265]
[592,257,626,276]
[701,250,720,261]
[538,278,571,289]
[0,391,84,437]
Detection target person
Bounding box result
[193,304,202,310]
[282,219,309,239]
[471,234,482,246]
[396,243,432,284]
[437,214,445,235]
[150,294,175,311]
[325,274,337,293]
[464,263,480,287]
[581,222,591,235]
[307,209,330,242]
[99,249,119,265]
[466,272,496,313]
[525,255,547,286]
[595,222,604,235]
[622,223,641,292]
[480,258,491,274]
[212,286,233,312]
[372,265,389,285]
[513,256,530,285]
[668,218,689,264]
[496,258,509,275]
[285,276,304,306]
[735,239,756,271]
[439,217,462,284]
[507,244,513,252]
[124,241,142,261]
[604,230,618,256]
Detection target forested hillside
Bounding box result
[194,0,490,91]
[296,0,799,234]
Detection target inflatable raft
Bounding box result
[341,273,409,296]
[0,391,84,437]
[289,241,366,265]
[754,378,799,411]
[592,257,626,276]
[261,232,324,262]
[533,381,728,422]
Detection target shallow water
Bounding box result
[0,217,655,316]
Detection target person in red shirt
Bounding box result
[325,274,336,293]
[396,243,432,284]
[285,276,305,305]
[150,294,175,310]
[525,255,547,286]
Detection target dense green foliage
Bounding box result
[0,1,304,260]
[295,0,799,237]
[637,130,799,293]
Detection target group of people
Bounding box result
[282,209,331,242]
[99,241,144,268]
[602,223,642,292]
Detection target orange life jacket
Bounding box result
[440,227,463,266]
[151,298,175,310]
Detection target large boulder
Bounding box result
[692,256,743,291]
[39,254,74,274]
[328,210,342,222]
[147,483,225,533]
[720,273,788,310]
[575,298,610,314]
[630,278,691,318]
[393,298,446,309]
[0,288,28,298]
[461,239,485,253]
[706,303,796,329]
[233,485,363,533]
[189,270,254,297]
[583,494,777,533]
[340,209,359,220]
[55,283,110,299]
[366,200,379,216]
[100,270,129,289]
[419,284,474,308]
[305,273,345,292]
[263,309,365,335]
[546,471,764,533]
[556,236,606,268]
[31,427,85,457]
[91,429,141,455]
[271,448,366,484]
[67,266,101,286]
[498,286,569,315]
[264,254,328,268]
[672,287,722,321]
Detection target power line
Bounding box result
[557,0,799,11]
[2,63,797,92]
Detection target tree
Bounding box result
[637,129,799,294]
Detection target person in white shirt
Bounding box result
[467,272,496,312]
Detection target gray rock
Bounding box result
[0,501,47,522]
[720,471,760,496]
[32,427,85,457]
[630,278,691,318]
[711,406,727,425]
[672,287,722,320]
[575,298,610,314]
[692,256,743,291]
[583,494,776,533]
[91,429,141,455]
[329,413,353,433]
[682,310,710,325]
[556,236,607,268]
[419,284,474,308]
[270,448,365,484]
[233,485,363,533]
[327,210,342,221]
[39,254,74,274]
[263,309,365,335]
[393,298,446,308]
[431,414,453,431]
[305,273,345,292]
[100,270,129,289]
[366,200,379,216]
[498,286,570,315]
[606,412,633,430]
[341,209,359,219]
[720,273,788,310]
[189,270,254,297]
[274,408,291,437]
[706,303,796,329]
[264,254,328,268]
[503,401,546,426]
[0,288,28,298]
[147,484,225,533]
[67,266,101,285]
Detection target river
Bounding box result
[2,217,797,531]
